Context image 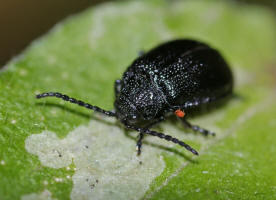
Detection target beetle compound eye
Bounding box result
[175,109,185,118]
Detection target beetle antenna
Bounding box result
[36,92,116,117]
[123,123,198,155]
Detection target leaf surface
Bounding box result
[0,1,275,200]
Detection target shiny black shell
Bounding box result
[114,39,233,124]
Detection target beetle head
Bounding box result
[115,86,164,125]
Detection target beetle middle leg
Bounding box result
[179,118,215,136]
[136,116,164,155]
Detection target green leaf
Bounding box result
[0,0,275,200]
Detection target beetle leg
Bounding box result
[114,79,122,97]
[136,116,164,155]
[136,133,144,156]
[180,118,215,136]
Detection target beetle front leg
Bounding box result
[136,133,144,155]
[136,116,164,155]
[180,118,215,136]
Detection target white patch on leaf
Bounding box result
[25,118,165,200]
[21,190,56,200]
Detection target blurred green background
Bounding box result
[0,0,275,67]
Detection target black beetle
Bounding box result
[36,39,233,156]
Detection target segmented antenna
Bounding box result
[36,92,116,117]
[124,123,199,155]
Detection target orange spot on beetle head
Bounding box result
[175,109,185,118]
